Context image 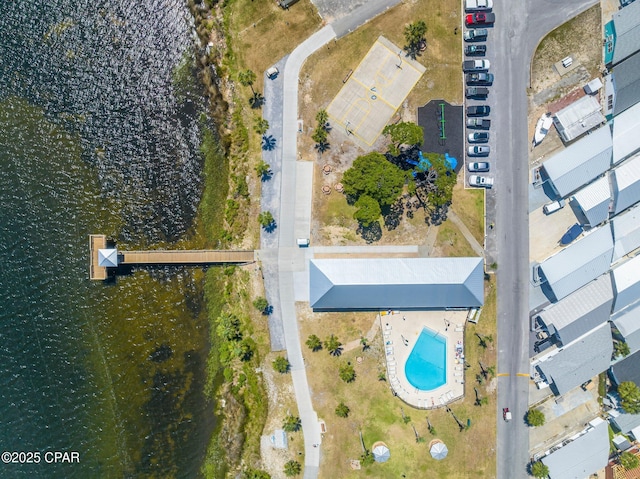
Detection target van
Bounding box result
[266,66,279,79]
[542,199,565,215]
[296,238,309,247]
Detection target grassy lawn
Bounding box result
[298,280,497,478]
[450,183,484,244]
[435,220,476,257]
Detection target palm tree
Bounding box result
[282,415,302,432]
[339,363,356,383]
[283,460,302,477]
[238,69,257,94]
[273,356,290,374]
[335,402,350,418]
[306,334,322,352]
[324,334,343,356]
[614,341,631,359]
[254,117,269,135]
[249,92,264,109]
[360,337,370,351]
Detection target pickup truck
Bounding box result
[465,44,486,56]
[466,118,491,129]
[466,72,494,85]
[463,59,490,72]
[463,28,488,42]
[469,175,494,188]
[466,12,496,26]
[465,87,489,98]
[465,0,493,11]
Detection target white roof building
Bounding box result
[572,176,612,227]
[612,302,640,355]
[610,0,640,66]
[540,126,613,198]
[612,204,640,262]
[98,248,118,267]
[539,225,614,301]
[552,95,606,143]
[612,254,640,313]
[613,102,640,164]
[309,258,485,310]
[537,274,613,346]
[612,153,640,215]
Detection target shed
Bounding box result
[613,434,632,451]
[613,102,640,164]
[309,258,484,310]
[539,225,614,301]
[572,176,612,227]
[584,78,603,95]
[612,204,640,262]
[552,95,605,143]
[540,126,612,198]
[613,52,640,116]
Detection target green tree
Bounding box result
[283,460,302,477]
[306,334,322,352]
[258,211,275,229]
[614,341,631,359]
[335,402,350,418]
[423,153,457,208]
[254,116,269,135]
[404,20,427,59]
[621,451,640,470]
[253,296,269,314]
[342,152,406,207]
[383,122,424,155]
[246,470,271,479]
[272,356,290,374]
[282,415,302,432]
[238,69,257,94]
[324,334,343,356]
[530,461,549,478]
[311,128,327,145]
[360,337,370,351]
[619,381,640,414]
[353,194,381,227]
[255,160,271,180]
[360,449,375,466]
[526,408,545,427]
[316,109,329,129]
[339,363,356,383]
[217,312,242,342]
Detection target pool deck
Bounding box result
[380,310,467,409]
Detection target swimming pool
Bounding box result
[405,327,447,391]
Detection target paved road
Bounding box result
[489,1,597,477]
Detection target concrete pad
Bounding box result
[327,36,425,147]
[294,161,314,240]
[529,202,578,263]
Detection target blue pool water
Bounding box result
[405,327,447,391]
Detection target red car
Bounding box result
[466,12,495,25]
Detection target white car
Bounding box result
[469,175,494,188]
[468,145,490,156]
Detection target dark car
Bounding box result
[465,86,489,98]
[465,44,487,56]
[467,105,490,116]
[466,72,494,85]
[466,12,496,25]
[463,28,488,42]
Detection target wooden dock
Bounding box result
[120,249,255,265]
[89,234,108,280]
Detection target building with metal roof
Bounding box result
[536,323,613,396]
[610,349,640,386]
[541,420,610,479]
[612,302,640,355]
[552,95,606,143]
[308,257,484,311]
[539,225,614,301]
[572,176,612,227]
[607,0,640,66]
[612,204,640,262]
[612,153,640,215]
[98,248,119,267]
[610,409,640,438]
[613,52,640,116]
[613,102,640,164]
[540,126,613,198]
[612,254,640,313]
[537,274,613,346]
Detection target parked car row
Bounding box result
[463,8,495,188]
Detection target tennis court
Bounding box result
[326,36,426,146]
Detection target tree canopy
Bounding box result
[383,122,424,155]
[530,461,549,478]
[353,194,382,227]
[423,152,456,208]
[335,402,350,418]
[621,451,640,470]
[339,363,356,383]
[272,356,290,374]
[342,152,406,207]
[283,460,302,477]
[282,415,302,432]
[403,21,427,59]
[238,69,256,89]
[619,381,640,414]
[306,334,322,352]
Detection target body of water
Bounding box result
[0,1,216,476]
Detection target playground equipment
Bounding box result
[404,151,457,175]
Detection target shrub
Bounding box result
[335,402,350,418]
[339,363,356,383]
[526,408,545,427]
[272,356,290,374]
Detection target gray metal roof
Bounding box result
[541,421,610,479]
[552,95,606,143]
[613,52,640,116]
[538,274,613,346]
[309,258,484,310]
[540,225,614,301]
[572,176,612,227]
[612,302,640,355]
[613,102,640,164]
[612,254,640,313]
[541,126,613,197]
[612,1,640,66]
[611,411,640,436]
[538,323,613,396]
[612,204,640,261]
[98,248,118,267]
[611,349,640,386]
[613,153,640,215]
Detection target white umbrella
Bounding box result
[430,442,448,460]
[372,443,390,463]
